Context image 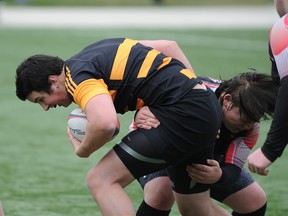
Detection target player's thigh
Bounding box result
[138,169,168,189]
[113,129,172,178]
[223,182,266,213]
[87,149,135,188]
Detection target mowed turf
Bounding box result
[0,27,287,215]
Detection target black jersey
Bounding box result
[64,38,198,114]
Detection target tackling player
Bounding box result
[132,72,278,216]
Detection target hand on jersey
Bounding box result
[248,148,271,176]
[186,159,222,184]
[135,106,160,129]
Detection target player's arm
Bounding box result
[249,76,288,175]
[139,40,195,73]
[261,76,288,161]
[274,0,288,17]
[68,94,119,158]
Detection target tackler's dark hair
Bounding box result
[216,71,278,122]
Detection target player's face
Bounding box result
[222,106,254,133]
[27,86,72,111]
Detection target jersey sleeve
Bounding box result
[224,123,260,169]
[262,76,288,161]
[73,78,110,110]
[216,124,260,186]
[65,64,110,110]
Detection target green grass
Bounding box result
[0,26,287,215]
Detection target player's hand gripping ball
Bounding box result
[67,107,120,142]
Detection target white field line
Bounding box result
[0,5,279,29]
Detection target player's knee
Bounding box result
[178,205,212,216]
[145,178,174,209]
[146,186,174,209]
[86,167,104,194]
[176,191,213,216]
[177,197,211,216]
[232,202,267,216]
[248,185,267,212]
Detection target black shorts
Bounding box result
[210,168,254,202]
[138,168,254,200]
[113,88,222,194]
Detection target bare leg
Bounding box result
[144,176,174,210]
[223,182,266,214]
[0,201,5,216]
[86,149,136,216]
[174,190,230,216]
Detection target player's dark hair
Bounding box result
[215,71,278,122]
[15,54,64,100]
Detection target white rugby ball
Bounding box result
[67,107,87,142]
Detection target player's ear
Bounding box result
[223,94,232,110]
[48,75,58,86]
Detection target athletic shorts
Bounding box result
[113,88,222,194]
[138,168,254,201]
[210,168,254,202]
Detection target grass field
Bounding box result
[0,26,287,216]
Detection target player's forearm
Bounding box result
[261,76,288,161]
[76,123,116,157]
[139,40,195,72]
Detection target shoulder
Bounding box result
[198,76,221,92]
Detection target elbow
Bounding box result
[165,40,179,50]
[103,122,120,140]
[91,120,119,141]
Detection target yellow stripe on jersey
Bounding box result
[65,66,77,95]
[137,49,160,78]
[110,38,138,80]
[109,90,117,101]
[74,79,110,110]
[136,98,145,110]
[180,69,197,79]
[157,57,172,70]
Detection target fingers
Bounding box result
[247,149,271,176]
[206,159,219,166]
[248,165,269,176]
[137,115,160,129]
[216,129,221,139]
[66,127,73,137]
[135,106,160,129]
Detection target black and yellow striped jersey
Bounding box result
[65,38,198,114]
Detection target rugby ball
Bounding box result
[67,107,87,142]
[67,107,121,142]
